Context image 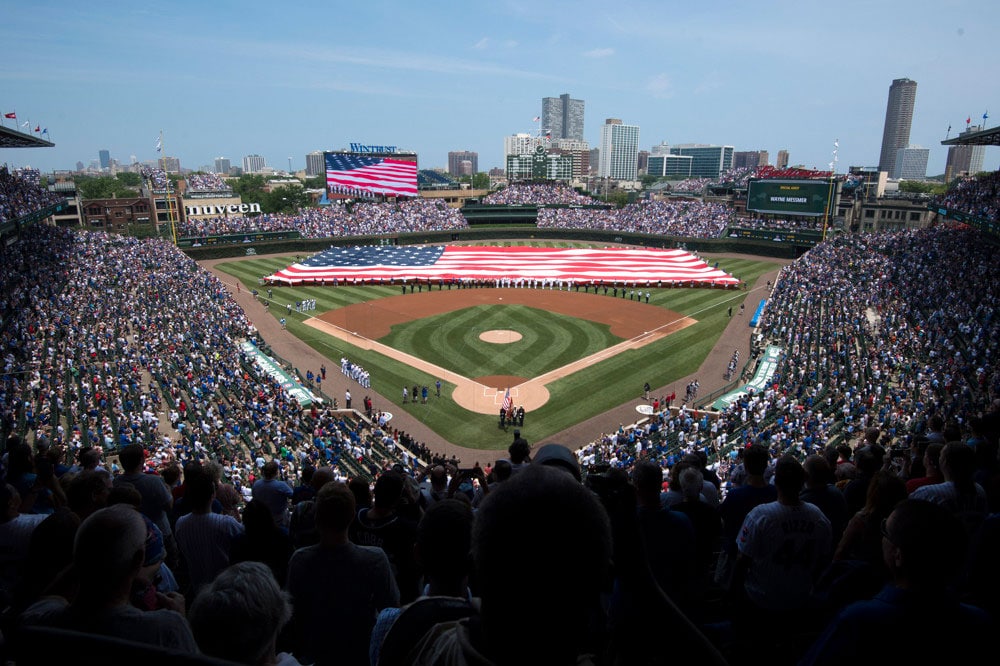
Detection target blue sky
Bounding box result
[2,0,997,176]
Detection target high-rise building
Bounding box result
[733,150,767,170]
[305,151,325,177]
[637,150,650,175]
[776,150,789,169]
[541,93,585,141]
[243,154,267,173]
[668,144,734,179]
[99,149,111,169]
[650,141,671,156]
[448,151,479,177]
[598,119,640,181]
[504,134,545,161]
[488,167,507,189]
[160,156,180,173]
[893,146,929,180]
[647,154,693,178]
[550,139,591,178]
[878,78,918,178]
[214,157,232,174]
[944,125,986,182]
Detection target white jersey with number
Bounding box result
[737,500,831,610]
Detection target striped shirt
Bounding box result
[910,480,988,533]
[175,512,244,591]
[738,500,831,611]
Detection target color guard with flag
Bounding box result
[500,388,512,428]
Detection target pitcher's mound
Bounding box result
[479,329,522,344]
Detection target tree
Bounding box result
[116,172,142,187]
[302,176,326,189]
[230,174,268,203]
[263,186,312,214]
[458,173,490,190]
[605,190,630,206]
[74,175,139,199]
[898,180,946,195]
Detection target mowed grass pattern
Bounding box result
[216,247,780,450]
[379,304,620,379]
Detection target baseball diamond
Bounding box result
[210,245,780,453]
[306,289,697,414]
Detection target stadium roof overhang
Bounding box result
[941,125,1000,147]
[0,125,54,148]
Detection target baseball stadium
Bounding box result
[2,120,1000,665]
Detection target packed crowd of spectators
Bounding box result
[731,216,824,232]
[754,165,832,180]
[584,225,998,472]
[933,171,1000,222]
[670,176,713,194]
[667,167,760,194]
[184,173,231,193]
[11,168,42,188]
[352,198,467,234]
[0,225,443,500]
[177,206,352,238]
[2,219,999,664]
[667,166,834,195]
[138,166,169,191]
[538,198,734,238]
[569,223,1000,661]
[175,198,467,239]
[713,166,758,188]
[171,173,865,243]
[481,182,598,205]
[0,166,64,225]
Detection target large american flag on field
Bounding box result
[269,245,740,286]
[325,153,418,198]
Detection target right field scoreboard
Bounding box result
[746,179,838,217]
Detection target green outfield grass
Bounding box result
[379,304,621,379]
[215,245,780,451]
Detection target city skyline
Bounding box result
[1,1,997,177]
